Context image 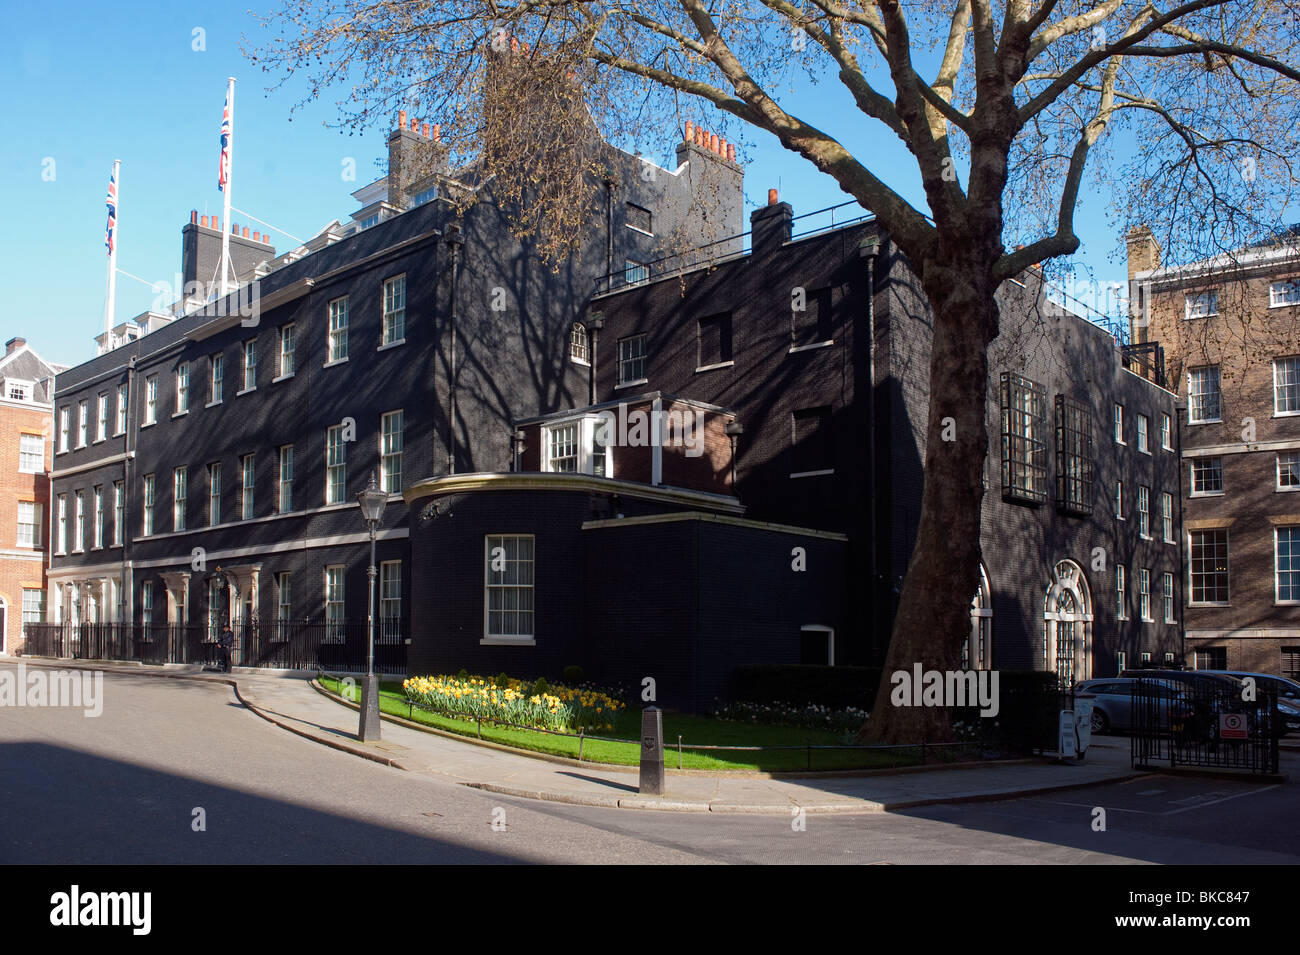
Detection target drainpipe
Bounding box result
[122,355,136,623]
[859,236,881,652]
[587,312,604,405]
[1175,397,1187,666]
[444,225,465,474]
[605,179,615,293]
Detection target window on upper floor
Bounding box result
[1190,457,1224,495]
[484,535,534,642]
[116,383,127,433]
[279,445,294,513]
[541,416,610,478]
[242,340,257,391]
[381,411,404,493]
[624,259,649,286]
[58,407,69,452]
[1278,527,1300,604]
[1279,452,1300,490]
[625,203,653,235]
[77,400,88,446]
[1270,280,1300,308]
[175,362,189,414]
[1185,290,1218,319]
[326,426,347,504]
[1054,394,1094,515]
[142,474,155,536]
[173,466,187,531]
[328,297,349,362]
[1188,366,1221,423]
[279,325,295,377]
[1116,564,1127,620]
[144,376,158,425]
[5,379,30,402]
[96,393,108,441]
[1190,528,1230,604]
[1001,373,1047,504]
[697,313,733,369]
[617,334,647,386]
[1113,402,1125,444]
[1115,480,1124,519]
[1160,412,1172,450]
[383,276,406,345]
[18,433,43,473]
[1136,413,1149,453]
[241,454,255,520]
[16,501,41,549]
[1137,485,1151,538]
[791,286,833,349]
[569,323,590,365]
[1161,492,1174,543]
[1274,357,1300,415]
[413,186,438,207]
[792,406,834,477]
[210,354,224,403]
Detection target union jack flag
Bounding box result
[104,169,117,256]
[218,89,231,191]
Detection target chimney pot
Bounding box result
[190,210,198,225]
[253,231,260,242]
[683,120,694,143]
[727,143,736,162]
[213,215,220,231]
[201,215,209,228]
[422,122,430,138]
[432,123,441,142]
[709,133,719,153]
[768,188,778,205]
[510,36,520,53]
[398,109,407,130]
[243,226,250,238]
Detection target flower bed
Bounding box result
[402,674,625,733]
[709,699,871,733]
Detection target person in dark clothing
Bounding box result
[218,625,235,673]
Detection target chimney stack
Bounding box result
[6,337,26,355]
[751,189,792,256]
[1125,224,1162,280]
[398,109,407,130]
[190,210,198,225]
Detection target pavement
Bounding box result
[7,658,1153,814]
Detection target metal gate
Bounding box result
[1131,676,1280,774]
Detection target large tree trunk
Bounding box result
[861,239,1002,744]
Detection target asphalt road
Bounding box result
[1,670,1296,865]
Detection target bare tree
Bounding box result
[247,0,1300,741]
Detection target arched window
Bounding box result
[964,564,992,669]
[1044,559,1093,687]
[569,323,590,364]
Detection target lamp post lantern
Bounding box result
[356,470,388,741]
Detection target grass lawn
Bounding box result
[318,676,932,772]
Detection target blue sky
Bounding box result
[0,1,1129,368]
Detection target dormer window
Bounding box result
[4,379,31,402]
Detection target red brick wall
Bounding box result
[0,401,52,653]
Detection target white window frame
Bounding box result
[1137,485,1150,538]
[382,275,406,346]
[116,384,128,433]
[96,393,108,442]
[209,463,221,525]
[16,500,41,549]
[324,565,346,643]
[1274,357,1300,416]
[210,353,224,404]
[1279,452,1300,491]
[142,474,155,535]
[483,534,535,644]
[1188,366,1222,424]
[326,426,347,504]
[1161,491,1174,543]
[77,400,88,447]
[278,445,293,513]
[1163,572,1175,623]
[1190,457,1224,496]
[539,415,612,478]
[56,494,67,554]
[379,560,402,643]
[569,323,590,365]
[380,411,403,493]
[1114,403,1125,444]
[1160,412,1172,450]
[328,297,349,364]
[1116,564,1127,620]
[112,481,124,546]
[173,466,187,531]
[144,376,158,425]
[175,362,189,414]
[1185,290,1218,319]
[1115,480,1124,519]
[1269,280,1300,308]
[74,491,84,552]
[279,324,296,378]
[18,433,44,473]
[1136,413,1149,454]
[241,454,255,520]
[276,572,292,639]
[1189,527,1231,606]
[93,486,103,549]
[617,334,648,387]
[1277,526,1300,605]
[58,406,70,452]
[1139,568,1152,622]
[241,340,257,393]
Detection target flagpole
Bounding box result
[105,159,120,338]
[219,76,235,297]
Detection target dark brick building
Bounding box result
[44,117,741,663]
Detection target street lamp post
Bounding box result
[356,471,388,741]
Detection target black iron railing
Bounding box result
[1121,341,1167,388]
[20,620,407,675]
[1131,676,1279,774]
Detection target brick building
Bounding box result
[403,194,1182,708]
[42,115,741,666]
[0,338,64,654]
[1129,225,1300,675]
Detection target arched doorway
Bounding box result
[1044,559,1093,687]
[964,564,992,670]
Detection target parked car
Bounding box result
[1122,668,1298,738]
[1072,678,1193,734]
[1208,671,1300,735]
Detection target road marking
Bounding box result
[1045,785,1279,816]
[1136,789,1165,796]
[1163,785,1279,815]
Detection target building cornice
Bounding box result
[582,510,848,540]
[403,472,744,514]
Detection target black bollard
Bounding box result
[639,705,665,795]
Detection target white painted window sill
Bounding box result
[378,339,406,352]
[140,421,155,430]
[172,410,189,419]
[324,357,349,368]
[1190,491,1225,498]
[480,638,537,647]
[790,469,834,479]
[237,387,256,397]
[272,373,294,384]
[696,360,734,373]
[789,340,833,354]
[615,379,648,390]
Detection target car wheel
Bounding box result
[1090,709,1110,735]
